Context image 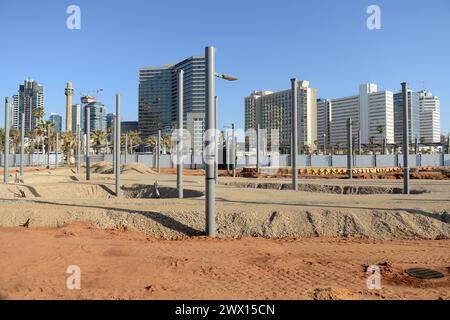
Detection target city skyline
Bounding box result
[0,0,449,134]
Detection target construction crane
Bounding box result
[79,88,103,101]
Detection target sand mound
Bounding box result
[222,181,427,195]
[121,163,156,175]
[91,162,114,174]
[89,162,156,175]
[122,184,203,199]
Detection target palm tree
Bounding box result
[27,130,36,153]
[30,127,44,153]
[44,120,55,153]
[335,142,342,154]
[60,131,76,166]
[161,134,172,154]
[91,130,107,154]
[303,143,311,155]
[146,136,157,152]
[377,125,386,154]
[9,128,20,154]
[127,131,141,154]
[33,107,45,126]
[107,126,113,154]
[0,128,4,152]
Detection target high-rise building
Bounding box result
[85,101,107,132]
[393,89,420,144]
[326,83,394,148]
[418,90,440,143]
[49,113,62,133]
[79,96,104,133]
[316,99,332,150]
[71,104,81,133]
[14,80,45,134]
[186,112,205,154]
[121,121,138,134]
[245,80,318,154]
[138,56,206,144]
[12,94,19,128]
[106,113,115,132]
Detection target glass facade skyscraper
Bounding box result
[138,56,206,140]
[79,99,107,133]
[13,80,45,134]
[49,113,62,133]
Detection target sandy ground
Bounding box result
[0,222,449,300]
[0,165,449,299]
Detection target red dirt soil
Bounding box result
[0,222,448,300]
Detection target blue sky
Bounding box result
[0,0,449,133]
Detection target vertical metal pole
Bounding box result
[323,134,326,155]
[177,69,184,199]
[347,118,353,179]
[358,129,362,155]
[20,113,25,176]
[232,123,236,177]
[85,107,91,180]
[115,94,121,196]
[157,130,161,174]
[113,116,116,175]
[226,131,230,173]
[402,82,410,194]
[55,131,59,169]
[291,78,298,191]
[205,46,216,237]
[4,98,10,183]
[214,96,218,184]
[256,123,260,173]
[125,134,128,164]
[47,124,51,169]
[414,137,418,155]
[76,124,81,174]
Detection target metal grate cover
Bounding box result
[405,268,445,280]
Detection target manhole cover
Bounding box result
[405,268,445,280]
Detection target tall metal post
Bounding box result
[157,130,161,174]
[125,134,128,164]
[414,137,418,155]
[232,123,236,178]
[291,78,298,191]
[113,115,116,175]
[85,107,91,180]
[226,131,230,173]
[214,96,218,184]
[205,46,216,237]
[76,124,81,174]
[4,98,11,183]
[402,82,410,195]
[115,94,121,196]
[347,118,353,179]
[323,134,326,155]
[55,131,59,169]
[177,69,184,199]
[256,123,260,173]
[20,113,25,177]
[47,124,51,169]
[358,129,362,155]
